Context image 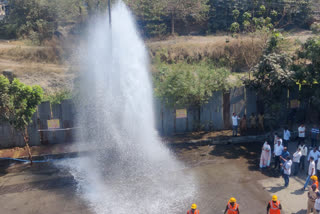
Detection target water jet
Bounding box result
[58,1,197,213]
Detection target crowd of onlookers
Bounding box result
[259,123,320,213]
[191,115,320,213]
[190,116,320,213]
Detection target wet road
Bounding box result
[175,142,271,214]
[0,142,273,214]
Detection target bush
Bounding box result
[43,89,72,104]
[311,22,320,34]
[153,62,230,107]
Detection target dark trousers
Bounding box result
[232,125,238,136]
[311,138,318,148]
[293,162,299,175]
[274,156,281,169]
[283,174,289,187]
[283,140,289,148]
[298,137,305,146]
[317,169,320,179]
[300,156,306,170]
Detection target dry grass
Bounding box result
[0,40,74,93]
[0,31,313,93]
[0,46,61,64]
[147,32,314,71]
[0,59,74,93]
[147,35,267,71]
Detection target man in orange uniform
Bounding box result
[267,195,282,214]
[224,197,240,214]
[187,204,199,214]
[311,175,319,189]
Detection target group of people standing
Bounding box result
[187,122,320,213]
[232,112,264,137]
[259,124,320,184]
[258,124,320,213]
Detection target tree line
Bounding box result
[0,0,317,43]
[128,0,315,37]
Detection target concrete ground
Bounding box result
[257,140,310,214]
[0,140,310,214]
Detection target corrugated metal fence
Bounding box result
[0,100,75,148]
[3,86,304,148]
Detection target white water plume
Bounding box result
[59,1,197,214]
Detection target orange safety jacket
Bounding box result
[313,180,319,189]
[227,202,239,214]
[269,201,281,214]
[187,209,199,214]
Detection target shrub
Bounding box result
[43,89,72,104]
[311,22,320,34]
[153,62,230,107]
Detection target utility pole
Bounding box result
[108,0,111,27]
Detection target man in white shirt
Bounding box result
[293,148,302,176]
[281,156,292,187]
[299,142,308,171]
[298,124,306,146]
[303,156,316,190]
[283,127,290,148]
[274,135,283,146]
[274,140,284,171]
[232,113,240,137]
[314,192,320,213]
[308,147,320,165]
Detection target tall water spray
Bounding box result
[59,1,196,213]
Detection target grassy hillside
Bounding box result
[0,30,314,95]
[0,40,74,94]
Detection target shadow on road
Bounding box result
[208,142,283,178]
[290,189,305,195]
[264,185,285,193]
[294,209,307,214]
[0,160,11,176]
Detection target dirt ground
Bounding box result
[0,141,287,214]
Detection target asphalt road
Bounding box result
[0,142,279,214]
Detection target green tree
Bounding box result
[208,0,312,32]
[229,6,275,72]
[83,0,109,17]
[153,62,229,120]
[247,53,294,93]
[5,0,58,44]
[125,0,167,37]
[208,0,236,32]
[164,0,210,35]
[0,76,43,163]
[54,0,84,24]
[245,31,293,95]
[294,37,320,82]
[245,52,294,127]
[292,37,320,110]
[126,0,209,36]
